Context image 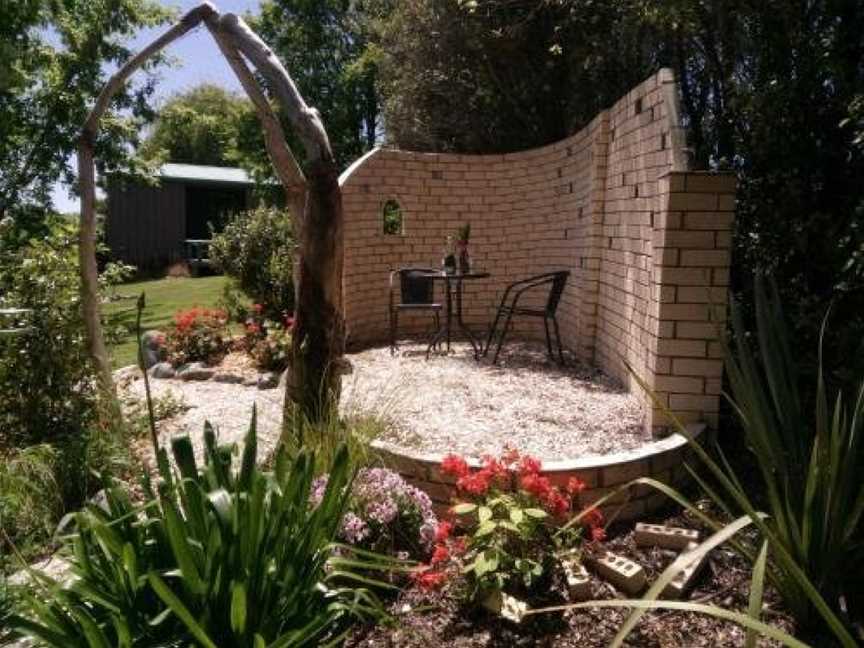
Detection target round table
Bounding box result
[417,270,491,359]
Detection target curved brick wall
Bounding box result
[340,69,735,433]
[372,424,704,522]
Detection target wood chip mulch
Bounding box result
[345,506,797,647]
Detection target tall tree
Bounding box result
[0,0,171,215]
[254,0,379,169]
[139,83,261,167]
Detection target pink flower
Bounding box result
[591,526,607,542]
[518,455,542,476]
[435,521,453,543]
[431,544,449,565]
[567,477,587,495]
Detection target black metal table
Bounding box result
[420,270,491,359]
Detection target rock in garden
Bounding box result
[140,330,166,369]
[586,551,646,595]
[178,362,214,381]
[148,362,176,379]
[213,371,244,384]
[257,371,280,390]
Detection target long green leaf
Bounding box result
[746,540,769,648]
[147,571,217,648]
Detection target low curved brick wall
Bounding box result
[372,424,704,522]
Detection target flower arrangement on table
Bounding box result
[412,447,606,608]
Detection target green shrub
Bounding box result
[0,218,128,530]
[210,206,295,321]
[164,306,230,366]
[0,444,61,556]
[12,413,397,646]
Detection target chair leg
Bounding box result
[484,308,504,357]
[492,311,515,365]
[543,316,553,360]
[390,310,398,354]
[552,316,565,365]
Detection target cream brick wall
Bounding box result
[339,69,736,434]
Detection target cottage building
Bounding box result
[106,163,255,272]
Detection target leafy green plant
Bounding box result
[425,450,601,602]
[11,412,397,647]
[0,444,61,556]
[210,206,295,321]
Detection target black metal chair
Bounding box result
[483,270,570,365]
[389,267,442,353]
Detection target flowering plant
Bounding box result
[413,448,605,601]
[311,467,438,559]
[165,307,229,366]
[243,305,293,371]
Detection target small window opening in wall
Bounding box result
[634,184,640,197]
[634,97,643,115]
[382,199,403,235]
[660,132,668,150]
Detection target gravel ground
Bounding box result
[343,342,648,460]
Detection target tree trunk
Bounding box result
[222,14,345,427]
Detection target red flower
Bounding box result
[458,469,492,496]
[253,303,264,313]
[441,454,469,478]
[566,477,587,495]
[284,315,295,330]
[501,446,521,467]
[591,526,607,542]
[431,544,449,565]
[518,455,542,476]
[543,490,571,517]
[582,507,604,528]
[519,472,552,499]
[415,570,447,590]
[480,455,508,482]
[435,521,453,543]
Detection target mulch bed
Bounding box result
[346,505,797,647]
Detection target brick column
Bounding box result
[648,171,736,433]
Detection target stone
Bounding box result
[148,362,176,379]
[634,522,699,551]
[587,551,647,595]
[243,376,259,387]
[480,590,528,623]
[662,541,708,599]
[213,371,244,384]
[257,371,280,390]
[178,362,214,381]
[562,559,592,601]
[140,330,166,369]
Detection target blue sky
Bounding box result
[51,0,262,213]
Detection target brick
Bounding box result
[658,230,715,249]
[669,394,720,412]
[667,192,719,211]
[682,212,734,230]
[481,591,529,623]
[671,358,724,377]
[675,286,728,304]
[587,551,647,595]
[679,250,730,267]
[602,460,648,486]
[653,375,704,394]
[684,173,736,193]
[635,523,700,550]
[661,304,711,321]
[656,339,707,358]
[662,541,709,599]
[562,560,592,601]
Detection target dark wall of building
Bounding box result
[106,181,186,271]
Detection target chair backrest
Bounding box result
[545,270,570,314]
[393,267,438,305]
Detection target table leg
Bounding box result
[455,280,482,359]
[445,277,453,352]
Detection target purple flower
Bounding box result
[340,512,370,544]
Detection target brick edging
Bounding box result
[370,424,705,521]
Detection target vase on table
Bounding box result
[457,242,471,273]
[442,235,457,273]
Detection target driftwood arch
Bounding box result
[79,2,344,422]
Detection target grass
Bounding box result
[104,275,231,368]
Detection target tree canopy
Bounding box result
[0,0,172,215]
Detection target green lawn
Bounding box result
[105,275,232,368]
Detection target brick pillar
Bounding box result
[648,171,736,434]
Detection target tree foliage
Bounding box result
[139,84,262,168]
[0,0,172,214]
[254,0,379,169]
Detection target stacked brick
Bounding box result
[339,68,735,434]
